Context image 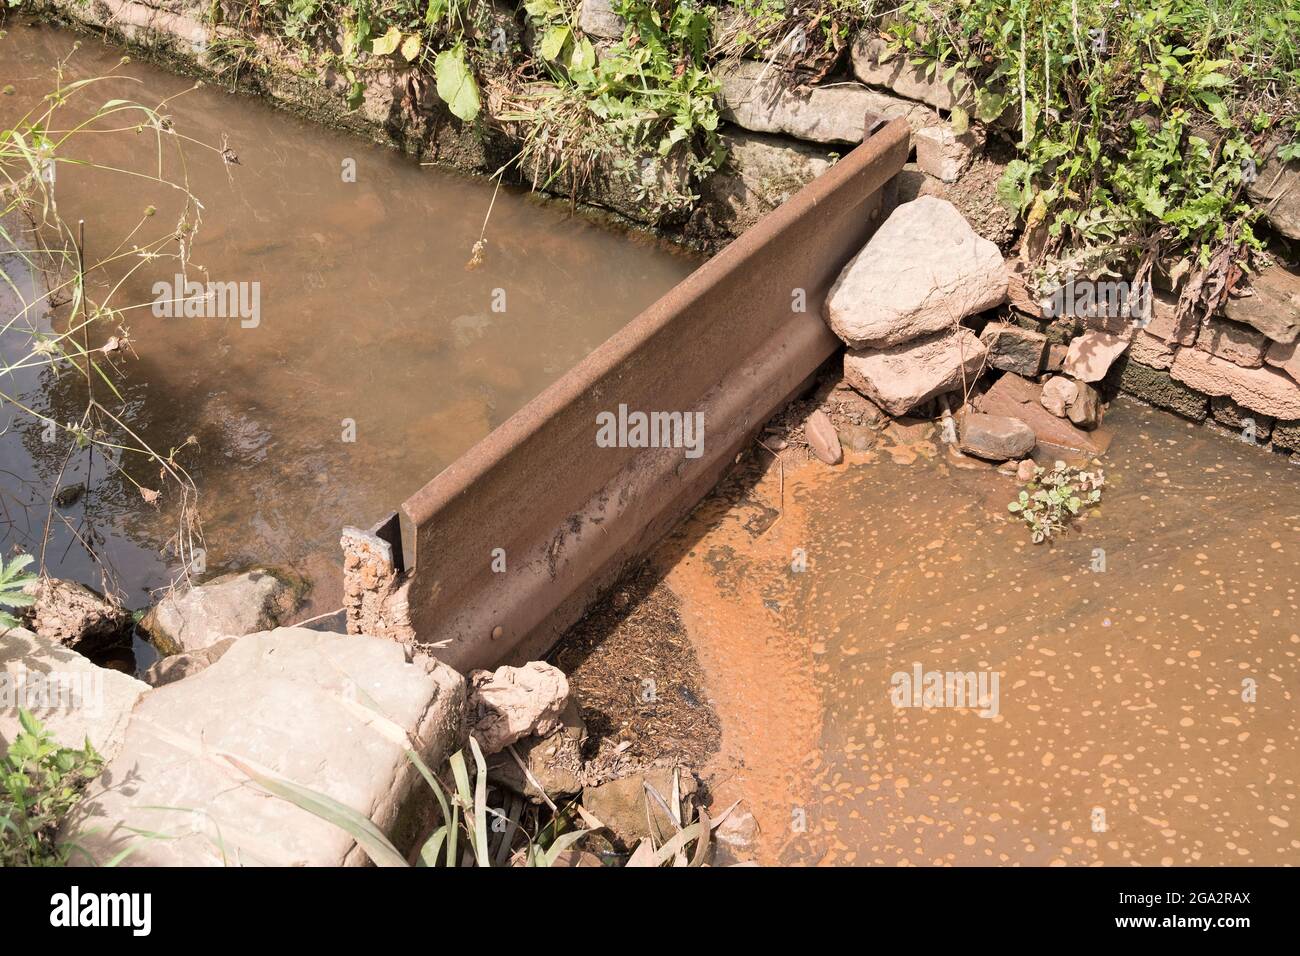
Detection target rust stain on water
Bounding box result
[663,397,1300,865]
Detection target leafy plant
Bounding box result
[1,710,104,867]
[1007,461,1105,543]
[878,0,1298,285]
[0,553,36,629]
[434,43,480,122]
[505,0,725,216]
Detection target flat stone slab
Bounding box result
[849,36,973,112]
[1247,140,1300,241]
[959,412,1036,461]
[64,627,465,866]
[1,627,147,763]
[1063,330,1130,382]
[977,373,1112,461]
[1118,359,1209,421]
[843,327,988,416]
[1195,317,1267,368]
[1266,338,1300,382]
[1130,330,1176,370]
[717,59,933,144]
[1223,263,1300,344]
[1170,347,1300,419]
[1145,290,1198,346]
[703,130,834,235]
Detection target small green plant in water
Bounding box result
[1008,461,1105,544]
[1,710,104,867]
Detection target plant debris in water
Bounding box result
[551,563,720,784]
[1008,461,1105,543]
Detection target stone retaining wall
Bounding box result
[27,0,1300,448]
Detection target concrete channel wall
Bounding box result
[351,118,911,672]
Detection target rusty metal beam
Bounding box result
[379,118,911,672]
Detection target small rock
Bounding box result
[958,412,1036,461]
[825,197,1008,349]
[1066,381,1103,429]
[838,422,878,452]
[581,766,697,849]
[468,661,569,755]
[577,0,625,39]
[980,324,1048,376]
[1005,261,1043,318]
[487,699,586,803]
[139,568,300,657]
[1016,458,1038,482]
[1063,331,1130,382]
[714,808,761,857]
[1040,376,1079,417]
[913,124,978,183]
[1045,343,1068,372]
[20,577,132,656]
[804,409,843,464]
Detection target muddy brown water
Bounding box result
[0,21,697,664]
[658,396,1300,865]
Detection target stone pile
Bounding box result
[813,191,1300,465]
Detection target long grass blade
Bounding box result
[222,755,407,867]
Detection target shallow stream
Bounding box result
[0,21,697,663]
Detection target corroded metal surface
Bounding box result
[379,119,911,671]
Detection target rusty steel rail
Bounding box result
[347,118,911,672]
